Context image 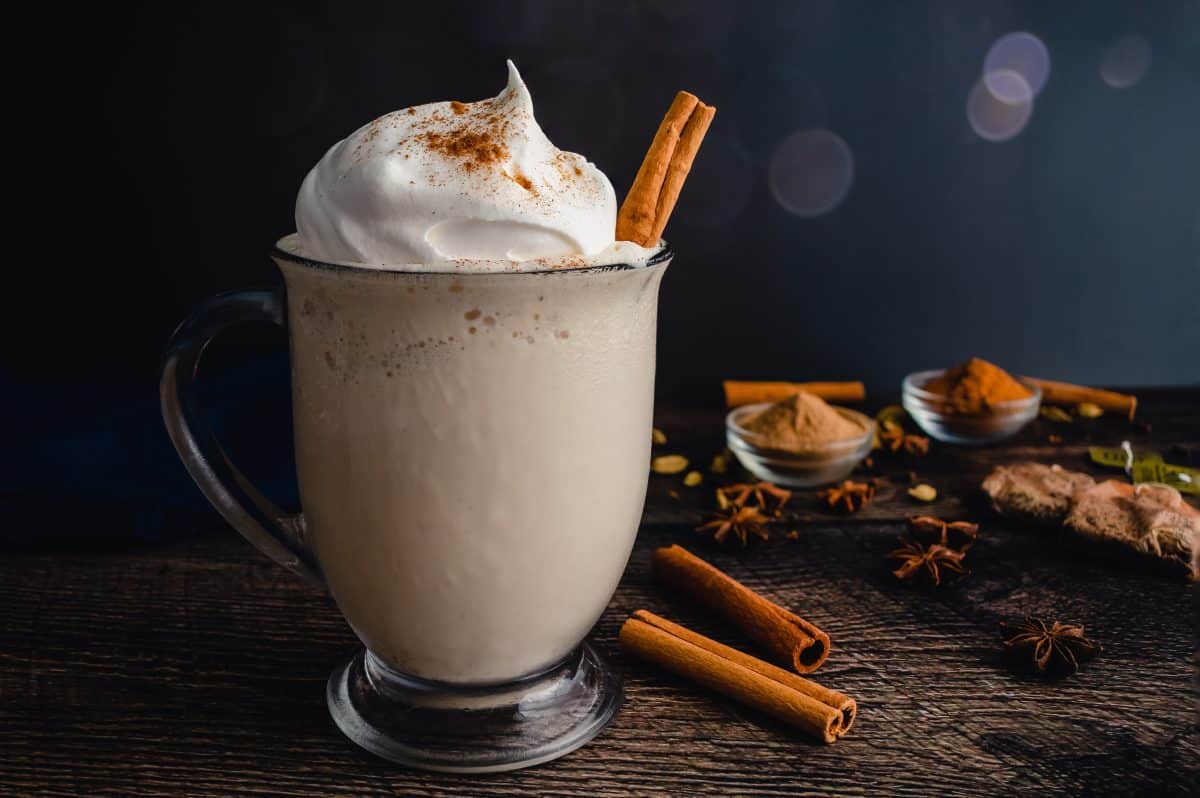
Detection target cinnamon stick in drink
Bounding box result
[724,380,866,408]
[616,91,715,246]
[647,101,715,244]
[1024,378,1138,421]
[652,544,830,673]
[620,610,855,743]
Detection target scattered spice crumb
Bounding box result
[786,530,800,541]
[511,171,536,193]
[683,471,703,488]
[651,455,689,475]
[908,484,938,502]
[710,452,729,474]
[652,428,667,446]
[1076,402,1103,419]
[1048,434,1064,444]
[1040,406,1073,423]
[715,489,731,511]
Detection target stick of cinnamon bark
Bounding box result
[724,380,867,408]
[620,610,855,743]
[616,91,715,246]
[1025,378,1137,420]
[652,544,830,673]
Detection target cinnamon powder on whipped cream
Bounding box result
[419,127,509,172]
[295,61,627,267]
[743,392,864,451]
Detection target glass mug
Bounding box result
[160,235,670,772]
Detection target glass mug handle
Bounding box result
[159,288,322,585]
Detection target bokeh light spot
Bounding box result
[768,129,854,218]
[984,32,1050,101]
[1100,35,1152,89]
[967,70,1033,143]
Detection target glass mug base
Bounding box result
[326,644,623,773]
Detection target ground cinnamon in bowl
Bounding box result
[742,392,865,452]
[922,357,1033,414]
[726,393,874,487]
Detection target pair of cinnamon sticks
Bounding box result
[616,92,715,247]
[621,545,855,743]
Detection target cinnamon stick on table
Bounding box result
[620,610,856,743]
[1025,378,1138,421]
[652,544,830,673]
[724,380,866,408]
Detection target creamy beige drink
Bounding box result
[279,242,665,683]
[161,58,711,770]
[281,62,662,684]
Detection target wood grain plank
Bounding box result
[1,388,1196,795]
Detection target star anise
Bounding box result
[817,480,875,513]
[878,421,931,456]
[907,515,979,553]
[696,504,770,546]
[887,539,967,586]
[1001,616,1102,676]
[717,481,792,516]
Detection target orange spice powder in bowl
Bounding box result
[902,358,1042,445]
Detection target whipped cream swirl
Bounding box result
[295,61,640,270]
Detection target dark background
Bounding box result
[7,0,1200,531]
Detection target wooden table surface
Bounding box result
[3,389,1198,796]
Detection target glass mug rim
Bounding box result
[272,233,673,277]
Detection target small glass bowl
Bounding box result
[901,369,1042,445]
[725,403,875,488]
